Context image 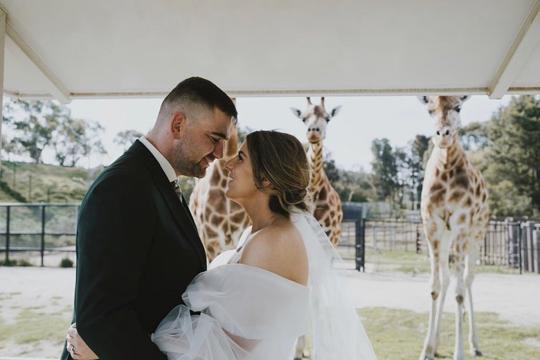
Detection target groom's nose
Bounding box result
[213,140,225,159]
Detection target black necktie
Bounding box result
[171,180,184,205]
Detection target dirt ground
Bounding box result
[0,265,539,359]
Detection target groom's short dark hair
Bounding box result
[161,77,237,121]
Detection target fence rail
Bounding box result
[362,217,540,273]
[0,203,78,267]
[2,203,538,275]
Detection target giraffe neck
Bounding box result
[224,126,239,160]
[309,141,325,194]
[434,138,465,171]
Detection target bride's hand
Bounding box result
[66,324,99,359]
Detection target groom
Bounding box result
[61,77,236,359]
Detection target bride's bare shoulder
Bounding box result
[239,221,308,285]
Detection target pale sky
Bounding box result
[66,95,511,171]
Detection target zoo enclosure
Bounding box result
[0,203,78,266]
[1,203,538,274]
[361,217,540,274]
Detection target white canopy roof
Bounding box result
[1,0,540,103]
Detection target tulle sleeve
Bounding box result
[152,264,309,359]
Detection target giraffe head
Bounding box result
[291,97,341,144]
[418,95,470,149]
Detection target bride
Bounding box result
[66,130,376,359]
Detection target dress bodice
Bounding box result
[208,227,253,269]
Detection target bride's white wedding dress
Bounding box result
[151,211,376,360]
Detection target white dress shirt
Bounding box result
[138,136,177,183]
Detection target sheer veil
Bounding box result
[291,210,377,360]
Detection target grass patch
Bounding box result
[0,160,95,203]
[359,307,540,360]
[0,308,70,348]
[366,250,521,275]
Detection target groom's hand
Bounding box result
[66,324,99,360]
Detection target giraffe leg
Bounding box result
[420,230,449,360]
[294,335,308,359]
[453,251,466,360]
[433,247,451,357]
[420,250,439,360]
[465,244,482,356]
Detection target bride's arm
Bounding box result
[223,329,259,351]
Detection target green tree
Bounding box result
[460,121,488,151]
[370,138,399,203]
[113,129,144,150]
[3,98,62,163]
[409,135,431,209]
[485,95,540,217]
[335,167,374,202]
[323,157,340,183]
[53,117,107,167]
[0,134,23,161]
[393,146,409,207]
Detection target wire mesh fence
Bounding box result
[1,203,538,274]
[0,204,78,267]
[361,217,540,274]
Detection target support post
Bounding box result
[0,9,6,169]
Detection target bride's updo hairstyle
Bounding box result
[246,130,310,217]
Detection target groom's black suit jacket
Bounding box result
[61,140,207,359]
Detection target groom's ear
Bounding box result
[170,112,187,139]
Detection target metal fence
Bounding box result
[2,203,538,274]
[363,217,540,274]
[338,203,365,271]
[0,203,78,267]
[0,202,367,270]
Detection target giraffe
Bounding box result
[290,97,343,360]
[189,122,250,261]
[418,96,489,360]
[291,97,343,246]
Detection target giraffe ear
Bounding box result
[329,106,342,118]
[418,96,430,105]
[290,108,302,119]
[459,95,470,103]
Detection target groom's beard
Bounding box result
[188,160,208,178]
[172,141,209,178]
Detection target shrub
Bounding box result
[60,257,74,268]
[0,259,18,266]
[17,258,33,267]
